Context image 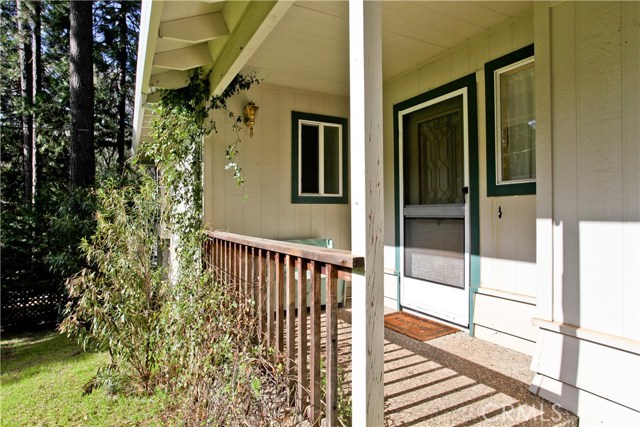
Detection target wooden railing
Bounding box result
[203,231,363,426]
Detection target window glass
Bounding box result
[498,62,535,183]
[301,124,319,194]
[323,126,340,195]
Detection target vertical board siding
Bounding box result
[621,1,640,341]
[550,1,639,339]
[203,84,350,251]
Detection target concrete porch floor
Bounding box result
[331,308,578,427]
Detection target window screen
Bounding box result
[404,218,465,288]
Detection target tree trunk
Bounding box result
[30,0,41,203]
[116,0,127,168]
[69,0,95,188]
[17,0,33,201]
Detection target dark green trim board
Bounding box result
[393,73,480,329]
[485,44,536,197]
[291,111,349,204]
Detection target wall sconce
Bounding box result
[243,102,259,137]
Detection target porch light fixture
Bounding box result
[243,102,259,137]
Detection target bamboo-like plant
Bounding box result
[60,174,166,394]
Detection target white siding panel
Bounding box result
[469,37,489,72]
[203,84,350,249]
[450,47,470,81]
[533,329,640,412]
[621,1,640,341]
[550,1,640,339]
[550,2,579,326]
[473,292,537,347]
[488,24,513,59]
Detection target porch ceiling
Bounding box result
[243,1,532,96]
[133,0,531,146]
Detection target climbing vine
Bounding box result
[140,69,259,220]
[137,70,259,266]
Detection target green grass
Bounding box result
[1,331,167,427]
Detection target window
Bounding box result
[291,112,348,204]
[485,45,535,196]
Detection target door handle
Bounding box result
[462,186,469,203]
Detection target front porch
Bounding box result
[335,308,577,426]
[204,231,577,426]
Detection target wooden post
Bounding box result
[349,1,385,425]
[309,260,321,423]
[325,264,338,427]
[296,257,308,414]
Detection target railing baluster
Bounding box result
[266,251,273,349]
[212,239,216,270]
[203,231,364,426]
[275,253,284,353]
[225,240,231,284]
[296,257,308,415]
[215,238,220,280]
[237,243,242,295]
[258,249,266,342]
[244,245,249,298]
[325,264,338,427]
[233,243,239,293]
[251,247,256,304]
[219,240,224,280]
[309,260,321,424]
[285,254,296,399]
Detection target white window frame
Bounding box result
[493,56,536,186]
[298,120,343,198]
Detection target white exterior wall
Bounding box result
[203,83,351,250]
[531,2,640,423]
[382,9,537,354]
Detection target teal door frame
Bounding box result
[392,73,480,333]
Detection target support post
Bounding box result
[348,1,385,425]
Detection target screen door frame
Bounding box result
[395,75,479,328]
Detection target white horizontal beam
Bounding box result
[159,12,228,44]
[149,70,190,89]
[154,44,212,71]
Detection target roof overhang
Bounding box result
[133,1,533,149]
[133,0,293,150]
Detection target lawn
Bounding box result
[1,330,167,427]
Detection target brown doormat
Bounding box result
[384,311,458,342]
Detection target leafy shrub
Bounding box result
[59,173,166,394]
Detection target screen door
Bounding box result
[400,90,470,326]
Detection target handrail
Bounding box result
[207,230,364,269]
[203,230,362,427]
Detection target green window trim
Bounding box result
[291,111,349,204]
[485,44,536,197]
